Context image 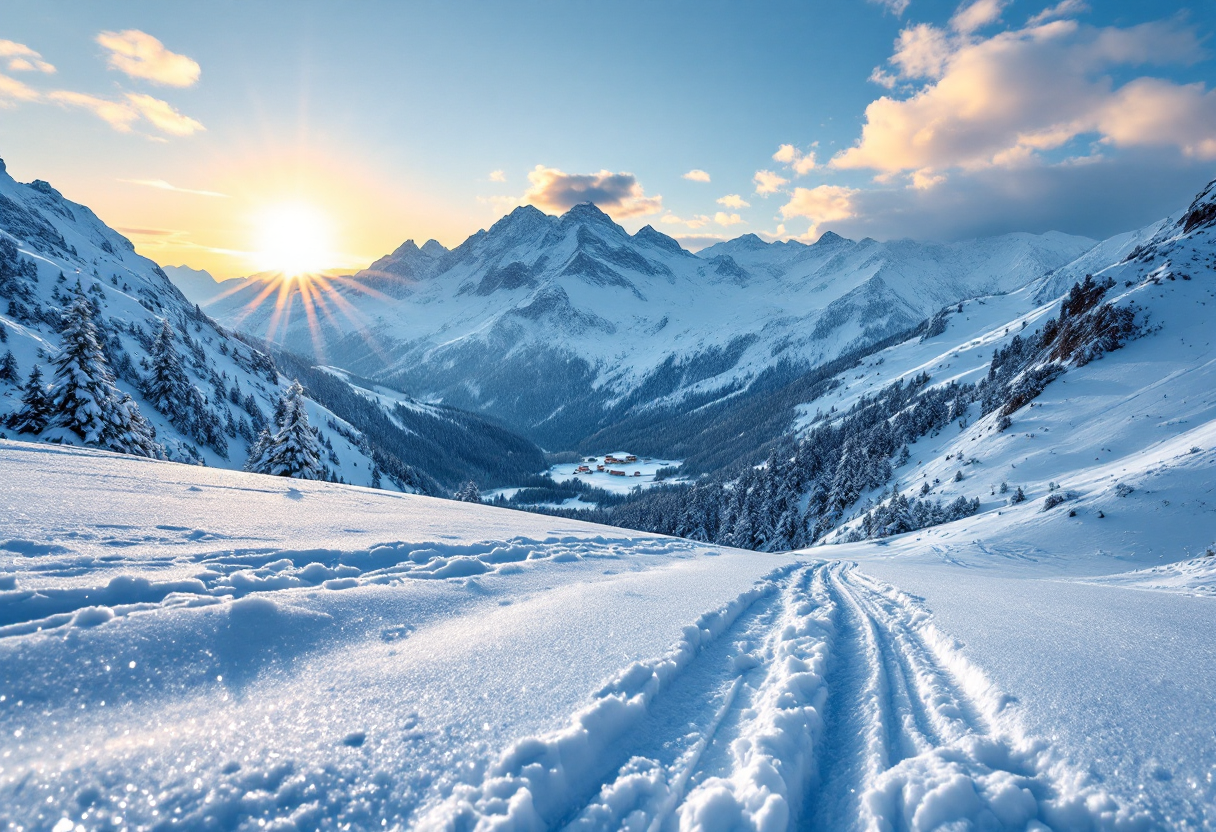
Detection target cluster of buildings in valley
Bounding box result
[575,454,642,477]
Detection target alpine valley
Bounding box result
[3,155,1216,830]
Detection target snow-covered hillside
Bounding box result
[207,203,1094,445]
[0,157,396,489]
[1,438,1210,830]
[538,176,1215,561]
[808,177,1216,552]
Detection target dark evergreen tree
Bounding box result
[0,350,17,383]
[7,365,52,434]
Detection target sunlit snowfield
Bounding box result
[2,440,1213,830]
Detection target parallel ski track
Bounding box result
[418,561,1144,832]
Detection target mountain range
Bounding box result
[205,203,1097,450]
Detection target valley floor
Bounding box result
[0,441,1212,831]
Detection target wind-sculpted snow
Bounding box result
[1073,556,1216,597]
[0,534,699,638]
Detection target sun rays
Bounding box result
[214,267,395,366]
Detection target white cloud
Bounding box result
[0,73,40,106]
[753,169,788,195]
[48,91,141,131]
[48,91,204,136]
[868,0,911,16]
[661,213,711,229]
[834,15,1216,180]
[950,0,1008,35]
[125,93,204,135]
[488,169,506,182]
[119,178,228,198]
[911,169,946,189]
[773,144,817,175]
[0,40,55,73]
[714,212,744,226]
[780,185,860,235]
[682,169,711,182]
[821,155,1214,244]
[669,232,732,251]
[521,165,662,218]
[869,67,900,89]
[96,30,200,87]
[890,23,953,80]
[1027,0,1088,26]
[717,194,750,209]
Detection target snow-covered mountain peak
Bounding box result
[700,232,770,258]
[27,179,66,200]
[420,238,448,257]
[632,224,691,256]
[812,230,849,247]
[207,188,1110,447]
[389,239,423,257]
[561,201,622,230]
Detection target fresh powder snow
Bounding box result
[2,438,1211,830]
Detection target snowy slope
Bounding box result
[5,439,1209,830]
[788,176,1216,558]
[0,157,392,488]
[206,204,1094,445]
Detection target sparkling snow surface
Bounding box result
[1,440,1212,831]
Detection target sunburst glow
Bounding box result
[252,203,335,276]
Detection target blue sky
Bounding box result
[1,0,1214,276]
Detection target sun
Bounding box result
[252,203,335,276]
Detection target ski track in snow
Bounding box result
[416,563,1146,832]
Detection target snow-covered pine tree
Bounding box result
[244,381,324,479]
[143,318,228,457]
[7,365,52,434]
[0,350,17,383]
[107,392,164,458]
[49,290,163,457]
[454,480,480,502]
[243,427,272,472]
[144,319,191,419]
